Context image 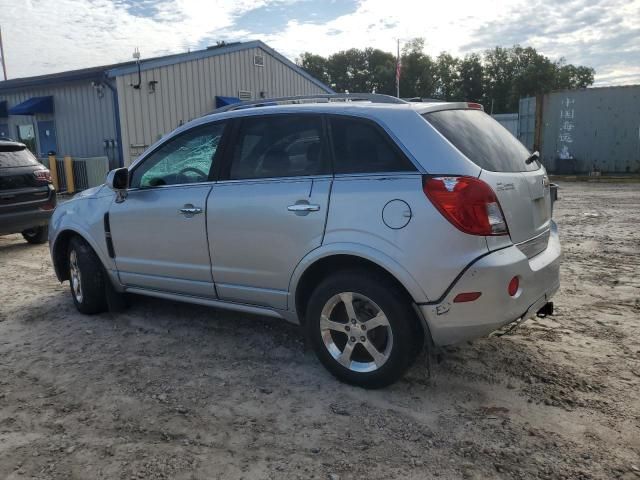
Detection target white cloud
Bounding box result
[0,0,268,78]
[0,0,638,85]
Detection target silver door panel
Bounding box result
[109,184,216,297]
[207,177,331,309]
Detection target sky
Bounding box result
[0,0,638,85]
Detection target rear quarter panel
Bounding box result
[322,174,489,302]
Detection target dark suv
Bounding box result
[0,141,56,243]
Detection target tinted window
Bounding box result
[229,115,328,180]
[0,145,39,168]
[130,122,225,188]
[424,109,539,172]
[330,116,416,174]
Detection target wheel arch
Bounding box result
[51,228,106,282]
[290,244,430,321]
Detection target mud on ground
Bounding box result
[0,181,639,479]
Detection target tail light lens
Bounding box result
[423,176,509,236]
[508,276,520,296]
[33,169,52,184]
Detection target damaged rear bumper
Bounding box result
[419,222,561,346]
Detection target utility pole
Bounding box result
[0,27,7,81]
[396,39,401,98]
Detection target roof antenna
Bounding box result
[131,47,141,89]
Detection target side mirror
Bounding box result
[106,168,129,202]
[106,168,129,191]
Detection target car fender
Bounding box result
[49,194,117,282]
[288,242,430,312]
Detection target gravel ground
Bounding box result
[0,181,639,480]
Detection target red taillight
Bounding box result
[33,169,52,184]
[423,176,509,236]
[508,276,520,297]
[453,292,482,303]
[467,102,484,110]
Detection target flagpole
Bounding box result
[0,27,7,81]
[396,39,400,98]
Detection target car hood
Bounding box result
[72,184,106,199]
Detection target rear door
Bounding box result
[423,109,551,244]
[207,114,331,310]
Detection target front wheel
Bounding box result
[68,237,107,314]
[306,271,420,388]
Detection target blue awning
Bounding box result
[8,96,54,115]
[215,96,241,108]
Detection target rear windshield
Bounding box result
[423,109,539,172]
[0,145,39,168]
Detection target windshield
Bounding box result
[423,109,539,172]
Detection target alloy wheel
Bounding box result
[319,292,393,373]
[69,249,83,303]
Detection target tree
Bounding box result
[457,53,484,103]
[434,52,460,100]
[555,61,595,90]
[297,52,329,85]
[399,38,436,99]
[296,41,595,110]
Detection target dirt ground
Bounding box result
[0,181,639,480]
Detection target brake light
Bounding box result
[423,176,509,236]
[466,102,484,110]
[33,169,52,184]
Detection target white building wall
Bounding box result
[116,46,327,165]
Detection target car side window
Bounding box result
[228,115,328,180]
[130,122,225,188]
[330,116,416,174]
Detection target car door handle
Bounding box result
[287,203,320,212]
[179,205,203,216]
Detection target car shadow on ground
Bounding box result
[0,237,39,254]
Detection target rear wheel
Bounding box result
[22,225,48,244]
[68,237,107,314]
[306,270,420,388]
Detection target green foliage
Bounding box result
[297,40,595,114]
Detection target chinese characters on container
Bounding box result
[558,97,575,160]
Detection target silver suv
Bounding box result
[49,94,561,388]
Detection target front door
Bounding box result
[109,121,226,298]
[207,114,331,310]
[37,120,57,156]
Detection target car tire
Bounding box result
[306,270,420,388]
[68,236,107,314]
[22,225,48,244]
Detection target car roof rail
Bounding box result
[212,93,408,113]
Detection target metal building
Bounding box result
[519,85,640,174]
[0,41,333,167]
